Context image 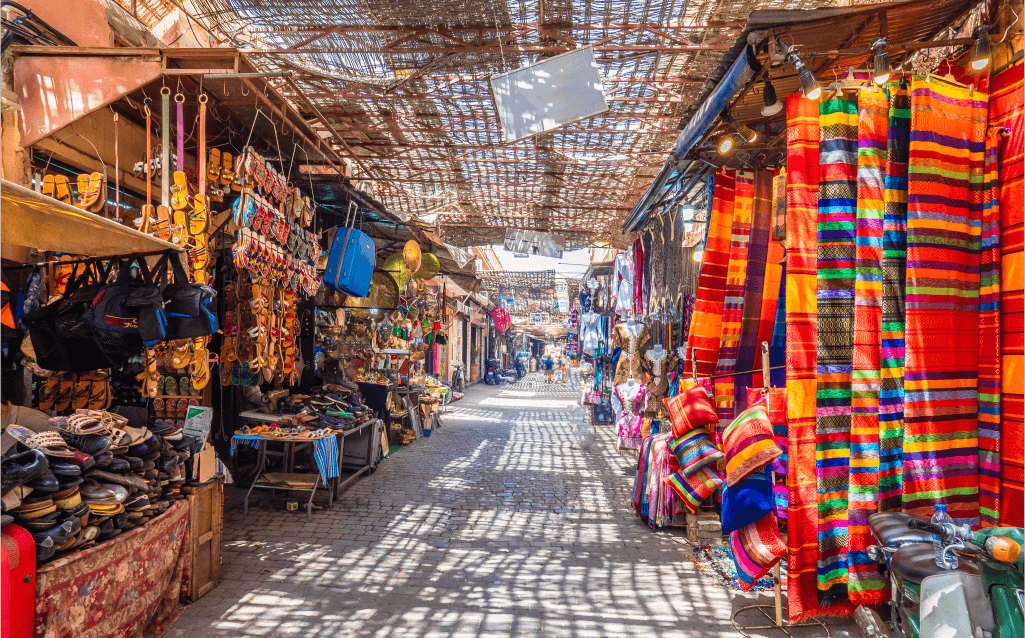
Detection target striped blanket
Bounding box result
[816,93,859,606]
[902,76,987,525]
[786,93,845,622]
[735,170,775,412]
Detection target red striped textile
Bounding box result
[786,93,847,622]
[977,126,1002,527]
[848,87,888,605]
[757,225,786,390]
[816,93,859,606]
[714,171,755,423]
[902,77,987,525]
[990,59,1024,527]
[687,171,736,378]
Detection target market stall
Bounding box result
[584,0,1024,627]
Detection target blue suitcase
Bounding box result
[324,204,376,297]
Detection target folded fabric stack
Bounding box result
[1,408,200,563]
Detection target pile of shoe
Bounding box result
[265,384,371,431]
[1,408,199,563]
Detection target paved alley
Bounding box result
[170,376,855,638]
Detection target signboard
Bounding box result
[503,228,566,258]
[490,46,609,143]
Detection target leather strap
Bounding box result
[175,93,185,172]
[145,106,152,206]
[113,112,120,218]
[197,94,207,199]
[160,87,170,206]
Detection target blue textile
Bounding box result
[230,434,340,484]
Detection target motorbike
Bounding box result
[451,362,465,392]
[856,512,1023,638]
[483,358,502,385]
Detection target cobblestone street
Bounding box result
[170,375,855,638]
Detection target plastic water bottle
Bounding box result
[932,504,957,568]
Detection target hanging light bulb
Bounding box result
[971,25,991,71]
[786,47,821,100]
[717,134,736,155]
[693,250,704,263]
[761,77,783,116]
[872,38,891,84]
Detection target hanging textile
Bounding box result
[848,86,888,606]
[769,264,787,388]
[757,232,785,388]
[772,168,787,242]
[977,126,1003,528]
[633,237,646,315]
[735,170,774,413]
[990,57,1023,527]
[816,92,858,607]
[714,171,755,423]
[785,93,846,623]
[687,171,736,378]
[878,82,911,515]
[902,76,987,525]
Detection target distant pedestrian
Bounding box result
[543,356,554,382]
[529,356,537,373]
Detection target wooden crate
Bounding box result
[183,477,223,603]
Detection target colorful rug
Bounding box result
[714,171,756,423]
[990,58,1024,527]
[735,169,775,412]
[977,126,1002,527]
[688,170,736,378]
[691,544,787,593]
[816,93,859,607]
[902,76,987,525]
[848,86,888,605]
[786,93,846,622]
[878,82,911,515]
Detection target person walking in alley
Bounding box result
[543,355,554,382]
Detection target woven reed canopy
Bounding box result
[114,0,886,248]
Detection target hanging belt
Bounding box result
[160,87,170,206]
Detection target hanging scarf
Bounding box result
[735,170,775,413]
[816,92,858,607]
[714,170,755,424]
[878,82,911,515]
[902,77,988,526]
[990,58,1023,528]
[686,171,736,377]
[848,87,888,606]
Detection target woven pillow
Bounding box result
[668,428,724,476]
[663,385,718,439]
[721,468,773,534]
[663,465,723,513]
[722,402,782,486]
[730,514,786,592]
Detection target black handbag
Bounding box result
[87,255,166,366]
[156,251,218,340]
[24,260,112,371]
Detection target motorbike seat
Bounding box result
[868,512,934,548]
[890,544,979,585]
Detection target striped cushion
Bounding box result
[663,385,718,439]
[663,466,724,513]
[722,402,782,486]
[668,428,724,476]
[730,514,786,592]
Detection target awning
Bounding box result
[1,179,182,259]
